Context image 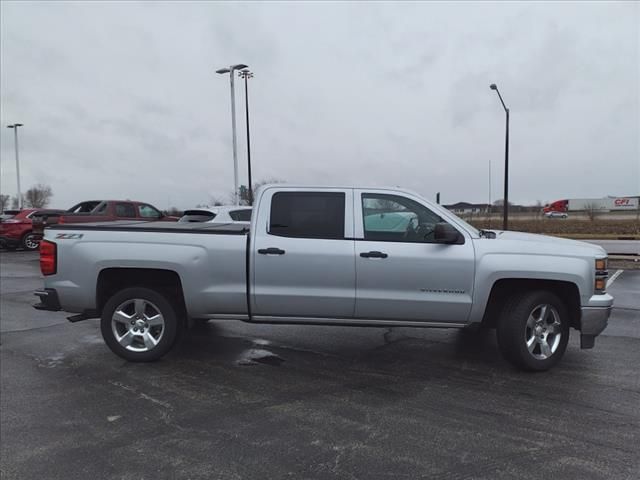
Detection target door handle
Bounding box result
[258,247,286,255]
[360,251,388,259]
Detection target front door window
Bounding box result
[362,193,444,243]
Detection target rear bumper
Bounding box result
[33,288,62,312]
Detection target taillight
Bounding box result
[58,217,65,224]
[40,240,57,276]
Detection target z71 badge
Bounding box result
[55,233,84,239]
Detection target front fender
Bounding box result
[468,253,592,323]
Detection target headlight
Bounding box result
[594,258,608,294]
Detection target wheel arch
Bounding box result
[481,278,581,329]
[96,268,187,320]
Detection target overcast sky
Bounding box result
[1,1,638,209]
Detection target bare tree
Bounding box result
[164,207,182,216]
[493,199,513,207]
[0,194,9,213]
[24,184,53,208]
[535,200,544,219]
[205,197,224,207]
[11,196,21,209]
[238,185,252,206]
[236,178,284,206]
[584,202,599,222]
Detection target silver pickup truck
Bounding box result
[34,186,613,371]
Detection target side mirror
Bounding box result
[434,223,463,244]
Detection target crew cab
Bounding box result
[34,186,613,371]
[32,200,177,240]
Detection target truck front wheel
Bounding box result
[100,287,179,362]
[496,291,570,371]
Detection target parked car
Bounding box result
[544,211,568,219]
[32,200,178,240]
[34,185,612,371]
[179,206,252,224]
[1,209,66,250]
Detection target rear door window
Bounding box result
[269,192,345,239]
[229,209,252,222]
[115,203,136,218]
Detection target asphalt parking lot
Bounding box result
[1,251,639,480]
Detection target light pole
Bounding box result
[488,159,492,225]
[489,83,510,230]
[7,123,24,210]
[216,63,248,205]
[238,69,254,205]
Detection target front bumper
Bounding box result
[33,288,61,312]
[579,295,613,349]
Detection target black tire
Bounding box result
[496,290,570,371]
[21,231,40,251]
[100,287,180,362]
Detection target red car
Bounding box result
[0,209,66,251]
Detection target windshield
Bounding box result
[414,196,481,237]
[67,201,102,213]
[179,210,217,223]
[446,211,481,236]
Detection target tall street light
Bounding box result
[7,123,24,210]
[238,69,254,205]
[489,83,510,230]
[216,63,248,205]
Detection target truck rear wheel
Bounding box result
[100,287,179,362]
[496,290,570,371]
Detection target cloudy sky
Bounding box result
[1,1,638,209]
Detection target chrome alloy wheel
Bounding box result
[111,298,165,352]
[24,234,40,250]
[525,304,562,360]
